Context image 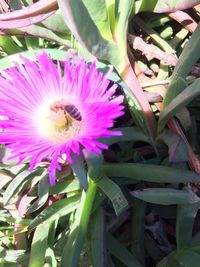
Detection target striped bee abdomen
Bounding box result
[64,105,82,121]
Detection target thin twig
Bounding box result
[128,34,178,66]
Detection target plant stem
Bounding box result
[121,54,157,138]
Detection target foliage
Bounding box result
[1,0,200,267]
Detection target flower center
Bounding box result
[37,99,82,143]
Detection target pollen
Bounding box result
[36,100,82,144]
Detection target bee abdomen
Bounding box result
[64,105,82,121]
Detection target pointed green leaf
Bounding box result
[176,201,200,250]
[158,129,188,163]
[25,37,40,50]
[159,78,200,131]
[58,0,122,68]
[28,222,51,267]
[131,188,199,205]
[0,36,22,54]
[163,77,187,107]
[104,163,200,183]
[85,152,128,215]
[82,0,112,40]
[29,195,80,230]
[49,178,81,195]
[101,127,149,146]
[27,173,49,213]
[96,176,129,215]
[131,199,146,265]
[42,13,70,34]
[115,0,133,49]
[162,21,200,122]
[179,250,200,267]
[90,207,106,267]
[107,233,143,267]
[0,48,67,70]
[60,180,97,267]
[171,20,200,80]
[156,250,182,267]
[19,25,71,47]
[3,168,43,204]
[58,0,111,57]
[71,154,87,190]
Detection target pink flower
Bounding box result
[0,51,124,185]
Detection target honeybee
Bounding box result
[50,100,82,124]
[64,104,82,121]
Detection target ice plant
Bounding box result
[0,51,124,185]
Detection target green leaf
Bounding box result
[156,250,182,267]
[82,0,112,40]
[159,78,200,131]
[49,178,81,195]
[107,233,143,267]
[45,221,58,267]
[58,0,112,57]
[163,77,187,107]
[41,13,70,34]
[29,194,80,231]
[162,21,200,122]
[0,48,67,70]
[45,248,57,267]
[179,250,200,267]
[85,152,128,215]
[3,168,43,204]
[156,245,200,267]
[28,222,51,267]
[176,201,200,250]
[105,0,116,33]
[131,199,146,266]
[27,172,49,213]
[25,37,40,50]
[90,207,106,267]
[131,188,199,205]
[2,26,70,51]
[115,0,133,49]
[60,180,97,267]
[0,36,22,54]
[71,154,87,190]
[103,163,200,183]
[58,0,122,68]
[96,175,129,215]
[18,25,71,47]
[158,129,188,163]
[172,20,200,80]
[92,189,106,213]
[101,127,149,146]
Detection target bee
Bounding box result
[50,100,82,123]
[64,104,82,121]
